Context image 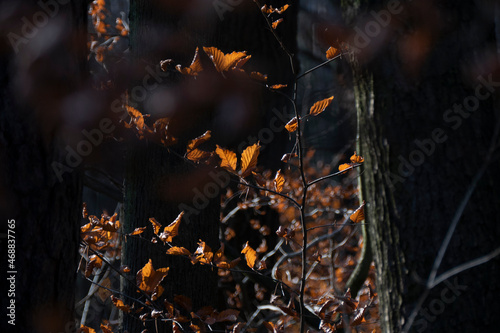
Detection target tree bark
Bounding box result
[0,1,87,332]
[344,0,500,331]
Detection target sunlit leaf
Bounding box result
[136,259,169,294]
[216,145,237,173]
[100,323,114,333]
[240,143,260,177]
[233,55,252,69]
[166,246,191,256]
[149,217,162,235]
[326,46,340,59]
[129,227,146,236]
[110,295,131,313]
[350,201,365,223]
[203,47,247,72]
[270,84,287,90]
[186,148,211,162]
[79,326,96,333]
[176,47,203,76]
[187,130,211,151]
[172,322,182,333]
[85,254,103,278]
[350,151,364,164]
[241,242,258,269]
[261,4,273,14]
[275,4,290,14]
[338,163,351,173]
[272,18,283,29]
[285,117,298,132]
[274,170,285,193]
[309,96,334,116]
[250,71,268,81]
[159,211,184,244]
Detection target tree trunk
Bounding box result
[0,1,87,332]
[344,0,500,331]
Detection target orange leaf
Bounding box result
[149,217,162,235]
[166,246,191,256]
[232,55,252,69]
[159,211,184,244]
[272,18,283,29]
[250,71,268,81]
[350,201,365,223]
[326,46,340,59]
[285,117,298,132]
[176,47,203,76]
[110,295,131,313]
[186,148,211,162]
[100,323,114,333]
[261,4,273,14]
[350,151,364,164]
[79,326,96,333]
[270,84,287,90]
[275,4,290,14]
[129,227,146,236]
[136,259,169,294]
[203,47,247,72]
[338,163,351,174]
[216,145,237,173]
[241,242,258,269]
[172,322,182,333]
[85,254,103,278]
[309,96,334,116]
[187,130,211,151]
[240,143,260,177]
[274,170,285,193]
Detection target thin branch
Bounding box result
[296,54,343,80]
[307,164,362,187]
[432,246,500,287]
[234,180,301,209]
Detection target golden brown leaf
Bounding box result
[110,295,131,313]
[136,259,169,294]
[149,217,162,235]
[186,148,211,162]
[250,71,268,81]
[309,96,334,116]
[270,84,287,90]
[166,246,191,256]
[159,211,184,243]
[216,145,237,173]
[338,163,351,174]
[187,130,211,152]
[241,242,258,269]
[233,55,252,69]
[350,201,365,223]
[129,227,146,236]
[79,326,96,333]
[274,170,285,193]
[85,254,102,278]
[100,323,114,333]
[240,143,260,177]
[203,47,247,72]
[261,4,273,14]
[176,47,203,76]
[172,322,182,333]
[285,117,298,132]
[275,4,290,14]
[326,46,340,59]
[272,18,283,29]
[350,151,364,164]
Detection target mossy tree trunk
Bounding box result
[343,0,500,331]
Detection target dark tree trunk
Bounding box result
[0,1,87,332]
[343,0,500,331]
